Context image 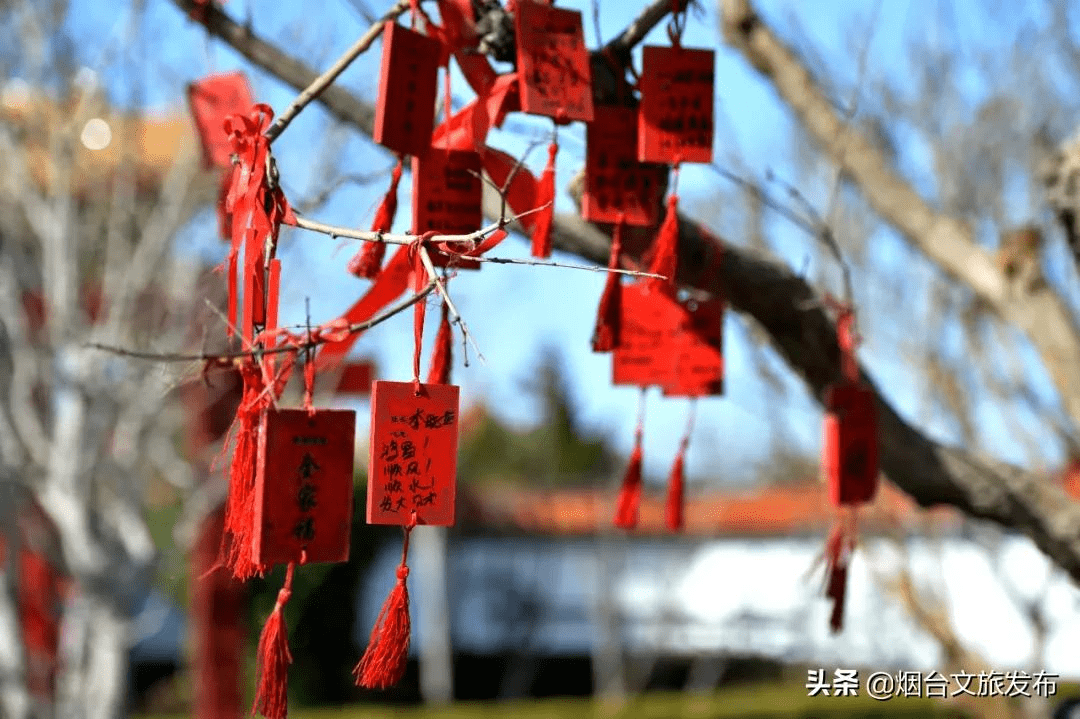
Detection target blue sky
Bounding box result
[58,0,1075,488]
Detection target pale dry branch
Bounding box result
[87,279,437,364]
[264,0,411,142]
[719,0,1080,431]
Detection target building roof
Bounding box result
[460,479,966,538]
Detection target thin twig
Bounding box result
[87,281,436,364]
[292,212,537,246]
[265,0,412,142]
[440,251,667,279]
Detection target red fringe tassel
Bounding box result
[252,563,295,719]
[349,160,403,279]
[530,142,557,258]
[355,523,414,690]
[591,217,625,353]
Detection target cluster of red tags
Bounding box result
[184,0,879,715]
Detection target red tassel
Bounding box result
[647,193,680,289]
[252,564,295,719]
[613,421,644,530]
[591,217,624,353]
[219,359,270,581]
[824,523,851,633]
[349,161,403,279]
[426,300,453,385]
[355,524,414,690]
[664,446,685,532]
[530,141,557,258]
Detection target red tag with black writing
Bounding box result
[612,283,687,387]
[583,106,668,226]
[638,46,715,164]
[664,297,724,397]
[374,22,441,158]
[368,381,459,526]
[187,72,254,169]
[515,1,593,122]
[253,409,356,566]
[823,383,878,507]
[412,149,482,270]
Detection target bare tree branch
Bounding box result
[719,0,1080,431]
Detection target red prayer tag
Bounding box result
[368,381,459,526]
[583,106,668,226]
[412,149,483,270]
[638,46,715,164]
[253,409,356,566]
[374,22,441,158]
[515,1,594,122]
[664,297,724,397]
[187,72,254,169]
[612,283,687,387]
[823,383,878,507]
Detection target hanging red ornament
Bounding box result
[252,407,356,566]
[349,159,404,280]
[663,296,724,397]
[426,299,454,386]
[514,0,594,122]
[354,520,415,690]
[252,562,296,719]
[819,301,878,633]
[530,140,557,259]
[613,392,646,530]
[591,215,625,353]
[664,402,696,532]
[611,283,686,388]
[638,45,715,165]
[411,148,483,270]
[373,22,441,158]
[367,381,459,527]
[583,106,667,227]
[187,71,254,170]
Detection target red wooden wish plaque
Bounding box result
[373,22,441,158]
[412,149,483,269]
[612,283,688,388]
[187,71,254,169]
[663,297,724,397]
[368,381,460,526]
[638,46,715,165]
[515,0,593,123]
[583,106,668,227]
[253,409,357,566]
[822,383,878,507]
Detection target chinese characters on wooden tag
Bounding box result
[663,297,724,397]
[187,72,254,169]
[515,1,594,122]
[583,106,668,226]
[368,381,459,526]
[253,409,356,566]
[638,46,715,164]
[412,149,483,270]
[823,384,878,506]
[612,283,687,387]
[374,22,441,158]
